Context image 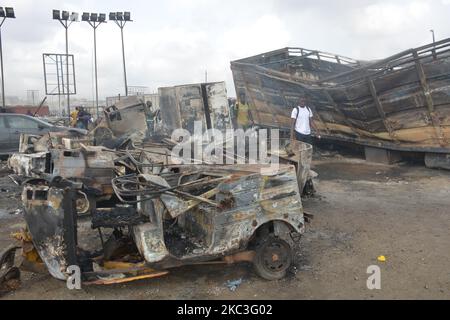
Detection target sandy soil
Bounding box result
[0,154,449,300]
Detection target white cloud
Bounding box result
[223,14,290,58]
[355,1,431,35]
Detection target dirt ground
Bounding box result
[0,151,449,300]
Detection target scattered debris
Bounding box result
[3,95,312,286]
[9,209,22,215]
[299,265,313,271]
[0,246,21,296]
[225,278,243,292]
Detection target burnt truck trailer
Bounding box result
[231,39,450,168]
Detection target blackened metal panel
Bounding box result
[158,86,182,135]
[175,84,208,134]
[22,185,77,280]
[205,82,234,133]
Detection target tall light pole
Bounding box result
[430,29,435,44]
[27,89,39,106]
[0,7,15,110]
[82,12,106,118]
[109,12,132,96]
[53,10,78,120]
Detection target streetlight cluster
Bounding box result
[108,12,133,99]
[109,12,132,21]
[52,10,78,22]
[51,9,133,118]
[0,7,133,113]
[0,7,16,109]
[80,12,107,118]
[52,10,131,23]
[0,7,15,19]
[82,13,106,23]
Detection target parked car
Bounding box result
[0,113,86,155]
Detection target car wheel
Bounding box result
[253,235,292,281]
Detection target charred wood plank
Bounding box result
[413,51,448,146]
[322,89,359,137]
[366,77,398,141]
[308,104,330,136]
[255,73,279,127]
[240,70,261,126]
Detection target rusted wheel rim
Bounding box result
[261,240,291,273]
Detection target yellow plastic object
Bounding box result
[12,229,42,263]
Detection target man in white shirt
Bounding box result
[290,97,319,144]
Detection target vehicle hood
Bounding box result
[55,126,89,135]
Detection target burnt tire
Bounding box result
[253,236,292,281]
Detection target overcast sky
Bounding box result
[3,0,450,103]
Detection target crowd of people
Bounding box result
[70,106,93,130]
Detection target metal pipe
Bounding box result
[59,55,65,110]
[0,25,5,109]
[93,23,99,118]
[55,54,61,114]
[65,23,70,120]
[120,24,128,96]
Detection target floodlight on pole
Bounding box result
[52,9,78,120]
[52,10,60,20]
[83,12,106,118]
[82,12,89,21]
[5,7,15,18]
[109,11,132,96]
[61,11,70,20]
[0,7,15,110]
[70,12,79,22]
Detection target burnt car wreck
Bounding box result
[20,164,305,283]
[1,92,313,287]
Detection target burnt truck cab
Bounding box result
[20,162,306,283]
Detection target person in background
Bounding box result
[70,107,79,127]
[290,97,320,145]
[237,92,251,130]
[228,98,238,129]
[77,107,91,130]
